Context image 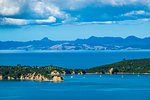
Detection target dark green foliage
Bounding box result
[74,69,86,74]
[85,58,150,74]
[0,65,62,79]
[0,58,150,79]
[64,69,72,74]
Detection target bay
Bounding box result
[0,50,150,69]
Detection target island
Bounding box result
[0,58,150,82]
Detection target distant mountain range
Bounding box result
[0,36,150,50]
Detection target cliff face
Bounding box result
[51,70,60,75]
[72,71,75,75]
[22,73,63,82]
[20,73,51,81]
[0,75,2,80]
[8,76,15,80]
[109,68,114,74]
[78,72,83,75]
[52,76,63,82]
[0,73,63,82]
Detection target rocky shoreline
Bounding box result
[0,73,64,82]
[1,71,150,82]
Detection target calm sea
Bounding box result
[0,50,150,69]
[0,50,150,100]
[0,74,150,100]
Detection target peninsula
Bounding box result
[0,58,150,82]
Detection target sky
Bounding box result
[0,0,150,41]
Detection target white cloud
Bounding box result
[141,18,150,21]
[52,0,150,9]
[35,16,56,23]
[98,0,139,6]
[0,0,25,16]
[0,16,56,25]
[0,0,150,26]
[33,0,68,18]
[0,0,69,18]
[0,0,150,17]
[121,10,150,16]
[1,17,29,25]
[97,0,150,6]
[116,18,150,25]
[100,0,126,6]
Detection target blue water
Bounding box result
[0,50,150,69]
[0,74,150,100]
[0,50,150,100]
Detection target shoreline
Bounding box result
[85,73,150,75]
[1,58,150,82]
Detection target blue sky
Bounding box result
[0,0,150,41]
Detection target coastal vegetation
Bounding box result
[85,58,150,74]
[0,65,65,82]
[0,58,150,81]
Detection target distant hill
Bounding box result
[86,58,150,74]
[0,36,150,50]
